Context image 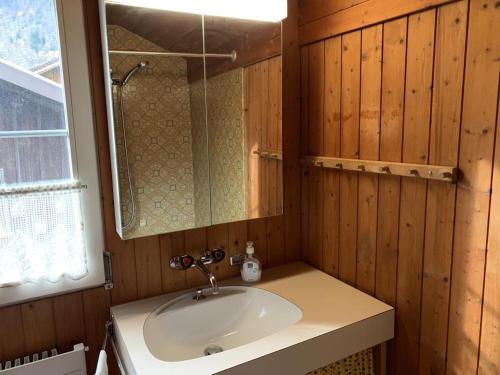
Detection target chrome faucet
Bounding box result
[169,249,225,295]
[196,261,218,294]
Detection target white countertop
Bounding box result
[111,261,394,375]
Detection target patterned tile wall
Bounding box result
[190,69,247,225]
[107,25,210,239]
[188,80,211,227]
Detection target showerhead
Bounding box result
[119,61,148,86]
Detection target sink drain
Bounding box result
[204,345,223,356]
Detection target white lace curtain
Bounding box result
[0,184,87,287]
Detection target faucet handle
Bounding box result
[200,249,225,264]
[169,254,195,270]
[213,249,225,262]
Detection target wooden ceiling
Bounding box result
[106,4,281,80]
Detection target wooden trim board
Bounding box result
[298,0,457,45]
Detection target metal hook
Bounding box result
[335,163,343,169]
[379,166,390,173]
[408,169,419,176]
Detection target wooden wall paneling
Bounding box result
[267,56,282,217]
[282,0,301,262]
[300,45,310,262]
[322,36,342,277]
[418,2,467,374]
[258,60,271,218]
[227,220,248,278]
[82,288,112,374]
[277,167,284,221]
[395,9,435,375]
[339,31,361,286]
[207,224,230,279]
[375,17,406,307]
[248,218,269,267]
[134,236,163,299]
[243,66,259,218]
[274,57,284,215]
[297,0,368,26]
[245,56,283,219]
[298,0,456,46]
[53,292,86,353]
[276,55,283,215]
[447,0,500,373]
[185,227,209,287]
[296,0,500,373]
[374,20,406,373]
[267,215,285,267]
[109,238,137,305]
[0,305,26,363]
[479,86,500,375]
[21,299,57,354]
[159,232,187,293]
[356,24,382,295]
[307,41,325,269]
[245,60,276,220]
[245,65,259,219]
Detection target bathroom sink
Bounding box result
[143,286,303,362]
[111,263,394,374]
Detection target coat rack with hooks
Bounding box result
[253,149,283,160]
[302,156,458,183]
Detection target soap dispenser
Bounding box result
[241,241,262,282]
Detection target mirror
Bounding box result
[203,16,282,225]
[99,2,283,239]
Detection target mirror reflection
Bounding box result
[105,6,210,239]
[203,16,282,224]
[102,4,282,239]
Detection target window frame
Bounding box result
[0,0,105,307]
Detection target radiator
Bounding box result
[0,343,87,375]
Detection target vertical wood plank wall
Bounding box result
[298,0,500,374]
[1,1,499,375]
[0,1,301,374]
[245,56,283,219]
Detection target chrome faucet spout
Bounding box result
[208,273,218,295]
[196,262,219,295]
[169,249,225,296]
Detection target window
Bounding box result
[0,0,104,306]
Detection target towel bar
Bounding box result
[102,321,127,375]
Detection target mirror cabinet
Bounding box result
[100,2,282,239]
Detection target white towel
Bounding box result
[95,350,108,375]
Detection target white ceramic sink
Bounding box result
[143,286,303,362]
[112,263,394,374]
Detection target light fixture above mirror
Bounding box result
[105,0,287,22]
